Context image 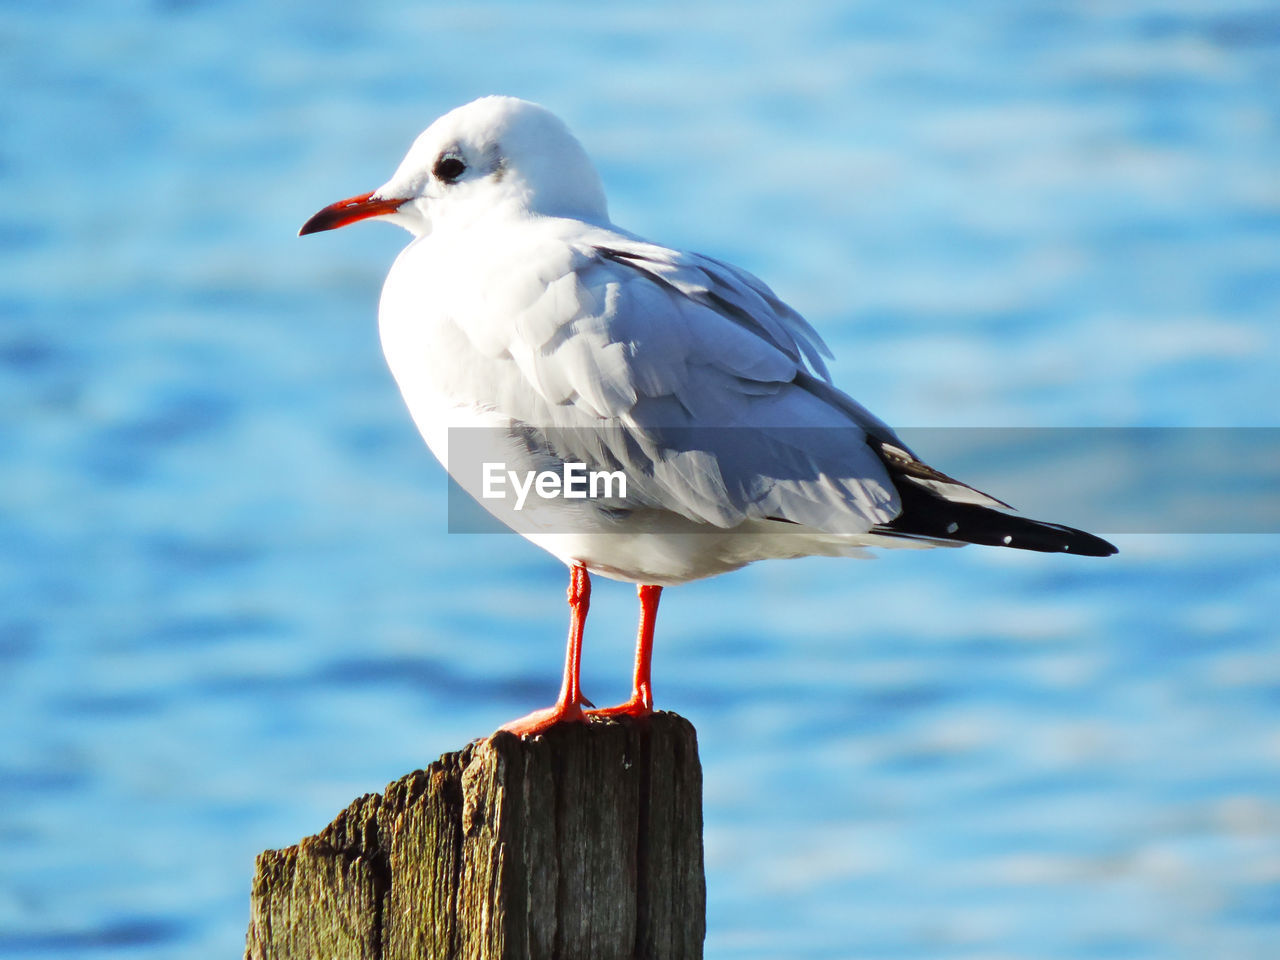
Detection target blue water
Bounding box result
[3,2,1279,957]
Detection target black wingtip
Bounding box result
[880,481,1118,557]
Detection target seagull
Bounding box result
[300,96,1117,737]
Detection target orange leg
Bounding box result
[500,564,591,737]
[587,584,662,719]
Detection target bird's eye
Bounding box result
[433,154,467,183]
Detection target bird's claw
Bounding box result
[498,701,587,738]
[584,695,653,720]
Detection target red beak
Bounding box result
[298,191,410,236]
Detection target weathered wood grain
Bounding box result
[245,712,704,960]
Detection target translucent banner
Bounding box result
[443,427,1280,535]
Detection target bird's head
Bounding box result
[299,96,608,239]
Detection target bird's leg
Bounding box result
[500,564,591,737]
[587,584,662,719]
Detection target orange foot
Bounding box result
[499,700,587,738]
[585,694,653,720]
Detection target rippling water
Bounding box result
[2,2,1278,957]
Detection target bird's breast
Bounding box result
[375,222,595,468]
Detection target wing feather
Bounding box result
[480,229,898,530]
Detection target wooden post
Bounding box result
[244,712,705,960]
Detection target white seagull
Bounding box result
[300,96,1116,736]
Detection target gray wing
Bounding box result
[464,228,916,534]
